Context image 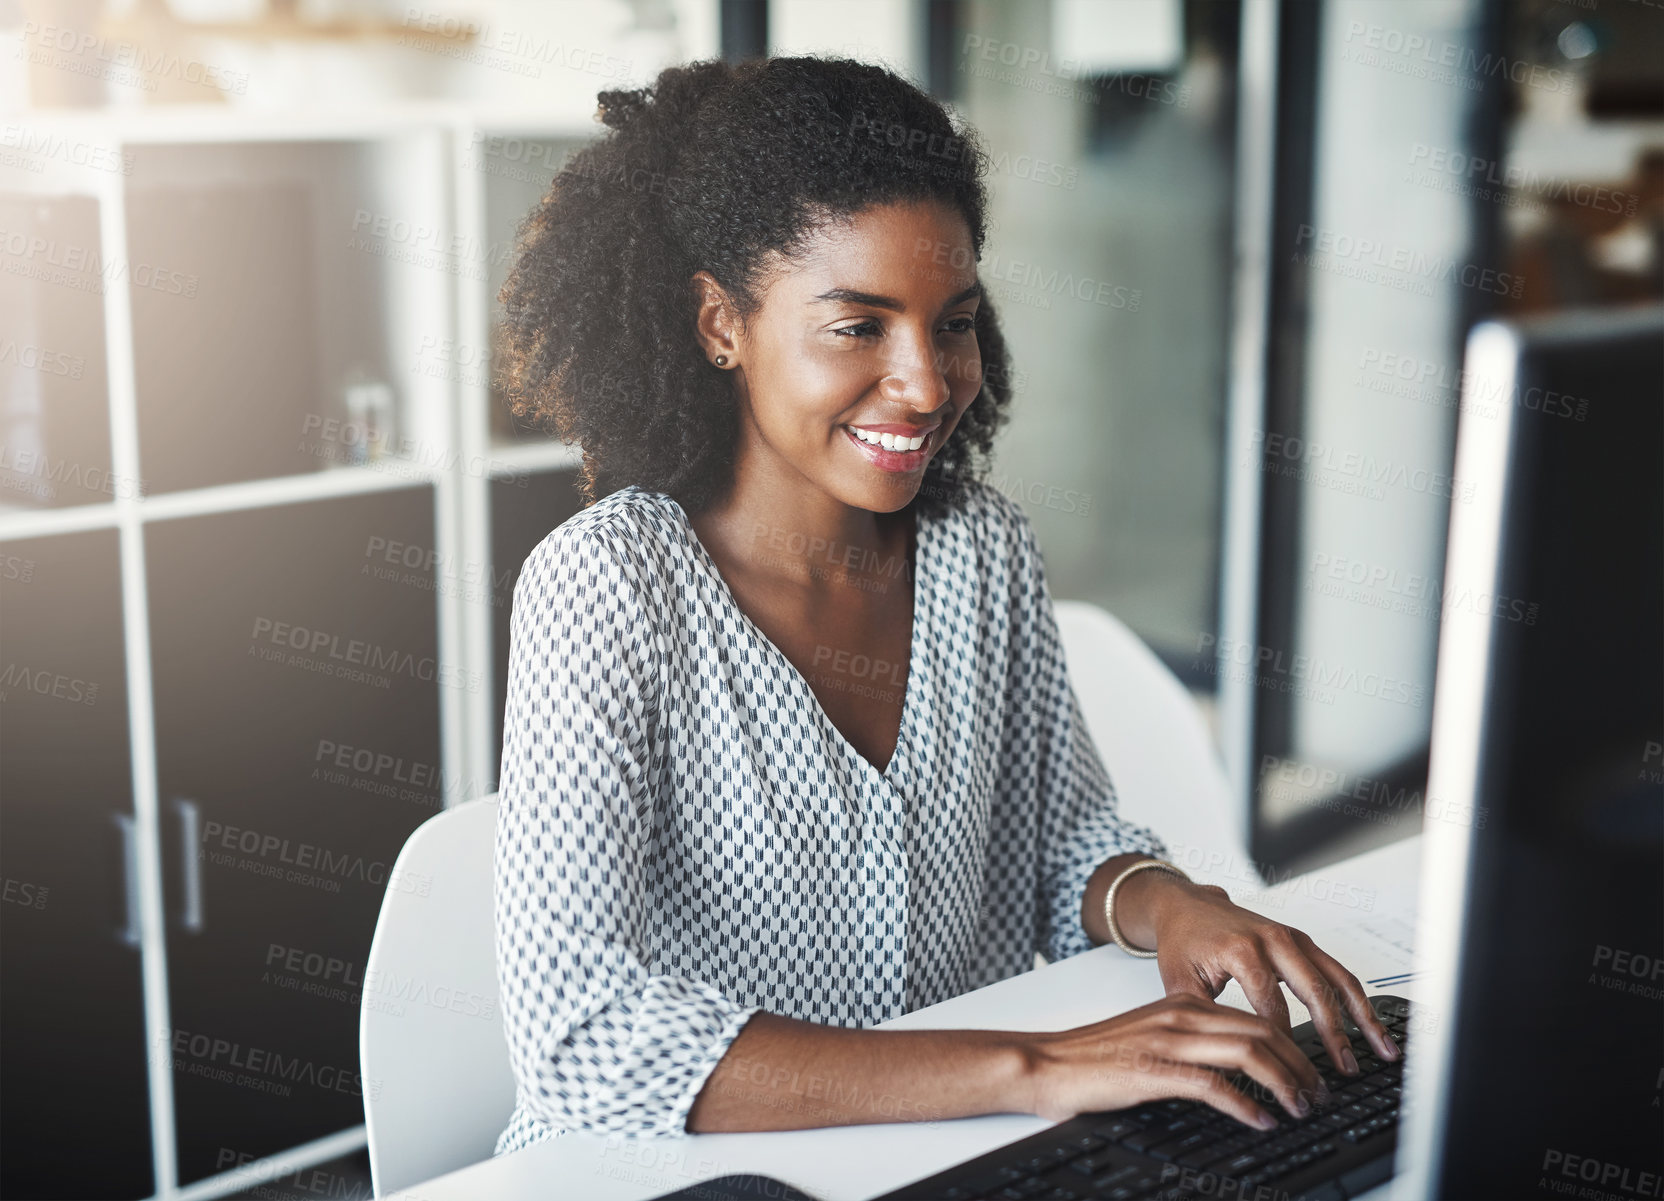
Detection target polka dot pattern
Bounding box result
[492,482,1166,1152]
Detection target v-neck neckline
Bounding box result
[655,488,929,786]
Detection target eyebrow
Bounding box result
[810,281,983,312]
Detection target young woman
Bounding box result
[490,55,1398,1155]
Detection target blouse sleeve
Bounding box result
[493,521,761,1137]
[993,497,1169,964]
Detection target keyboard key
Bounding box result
[1068,1154,1127,1177]
[1067,1135,1109,1155]
[1120,1131,1164,1153]
[1084,1166,1140,1194]
[1179,1138,1252,1170]
[1220,1151,1266,1175]
[1147,1131,1211,1162]
[1091,1177,1144,1197]
[1091,1119,1140,1140]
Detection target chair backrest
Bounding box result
[1053,600,1236,866]
[361,795,515,1198]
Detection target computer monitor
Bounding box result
[1397,307,1664,1199]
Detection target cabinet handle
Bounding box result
[113,814,141,948]
[174,798,204,933]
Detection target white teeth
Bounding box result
[851,427,927,452]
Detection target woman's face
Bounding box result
[707,200,984,515]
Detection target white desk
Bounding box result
[389,835,1422,1201]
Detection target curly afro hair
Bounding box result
[495,54,1014,519]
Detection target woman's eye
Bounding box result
[943,316,976,334]
[833,321,882,339]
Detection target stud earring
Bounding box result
[714,355,728,367]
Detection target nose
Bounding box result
[879,326,953,413]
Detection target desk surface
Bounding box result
[389,835,1422,1201]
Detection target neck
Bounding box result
[689,459,915,596]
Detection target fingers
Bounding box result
[1152,1030,1315,1120]
[1292,931,1401,1061]
[1188,1002,1323,1107]
[1256,933,1361,1073]
[1158,995,1324,1114]
[1152,1058,1276,1130]
[1234,955,1293,1033]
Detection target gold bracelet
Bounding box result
[1104,858,1190,958]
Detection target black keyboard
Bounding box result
[873,994,1412,1201]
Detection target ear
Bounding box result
[691,270,742,368]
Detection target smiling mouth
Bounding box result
[843,424,940,471]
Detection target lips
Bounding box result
[845,423,940,452]
[843,423,939,472]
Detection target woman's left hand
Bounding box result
[1131,871,1402,1076]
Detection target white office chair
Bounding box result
[361,795,515,1198]
[1053,600,1239,871]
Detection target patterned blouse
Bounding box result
[492,481,1167,1153]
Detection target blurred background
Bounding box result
[1,0,1659,1197]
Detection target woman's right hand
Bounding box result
[1017,992,1329,1130]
